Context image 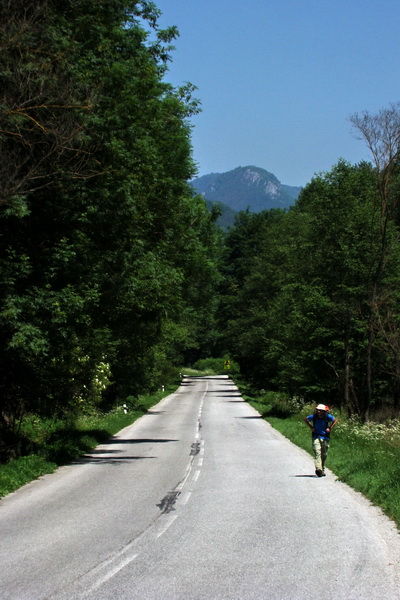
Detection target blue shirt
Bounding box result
[306,413,335,440]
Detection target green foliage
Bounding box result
[192,357,240,375]
[0,0,222,459]
[250,391,305,419]
[0,455,58,499]
[218,160,400,418]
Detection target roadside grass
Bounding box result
[181,367,217,377]
[0,382,178,499]
[245,388,400,529]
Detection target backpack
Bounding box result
[312,412,334,436]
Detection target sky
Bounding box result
[153,0,400,187]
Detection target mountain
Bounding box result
[191,166,302,228]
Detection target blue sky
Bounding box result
[154,0,400,187]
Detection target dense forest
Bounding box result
[1,1,400,462]
[0,0,222,459]
[219,153,400,420]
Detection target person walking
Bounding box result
[304,404,337,477]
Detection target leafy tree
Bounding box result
[0,0,221,459]
[0,0,97,208]
[291,161,380,412]
[219,160,400,419]
[216,209,286,383]
[350,104,400,414]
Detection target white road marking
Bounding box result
[181,492,192,505]
[157,515,178,538]
[86,380,209,593]
[192,469,201,482]
[86,554,139,594]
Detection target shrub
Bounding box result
[192,357,240,375]
[250,390,306,418]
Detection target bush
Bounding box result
[192,357,240,375]
[250,390,306,418]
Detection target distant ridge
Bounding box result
[191,166,302,228]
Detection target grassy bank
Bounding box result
[242,385,400,529]
[0,383,178,499]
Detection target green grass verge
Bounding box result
[0,384,177,499]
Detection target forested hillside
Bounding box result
[1,1,400,465]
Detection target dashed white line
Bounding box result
[76,381,210,596]
[181,492,192,505]
[157,515,178,538]
[192,469,201,482]
[86,554,139,594]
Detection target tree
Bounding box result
[350,104,400,416]
[217,160,400,417]
[0,0,221,459]
[0,0,98,208]
[292,161,381,413]
[216,209,287,385]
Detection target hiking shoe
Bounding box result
[315,469,323,477]
[321,471,326,476]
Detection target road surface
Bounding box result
[1,375,400,599]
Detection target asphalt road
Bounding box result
[1,375,400,600]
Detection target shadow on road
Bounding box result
[223,399,246,402]
[105,438,178,444]
[235,415,263,419]
[70,438,178,465]
[73,455,156,465]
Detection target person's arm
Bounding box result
[304,416,314,431]
[326,416,337,434]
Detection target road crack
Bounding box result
[190,441,201,456]
[157,491,181,513]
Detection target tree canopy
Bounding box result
[0,0,221,459]
[218,152,400,420]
